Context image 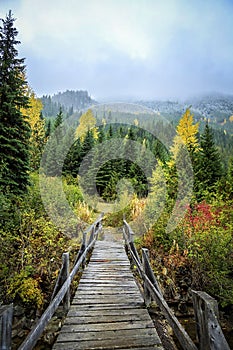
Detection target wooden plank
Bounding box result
[68,307,150,317]
[56,327,160,342]
[61,319,155,332]
[53,338,163,350]
[65,313,152,324]
[72,299,144,305]
[76,291,141,296]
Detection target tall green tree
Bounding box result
[196,123,223,197]
[54,106,63,129]
[0,11,30,195]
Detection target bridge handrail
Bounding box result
[123,219,197,350]
[16,213,104,350]
[0,304,13,350]
[123,219,230,350]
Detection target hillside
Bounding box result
[40,90,96,117]
[137,93,233,134]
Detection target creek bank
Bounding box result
[11,303,66,350]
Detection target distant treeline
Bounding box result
[40,90,96,117]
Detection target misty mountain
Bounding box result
[40,90,97,118]
[137,93,233,133]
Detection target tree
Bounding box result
[226,156,233,199]
[45,119,51,138]
[0,11,30,195]
[75,109,98,140]
[54,106,63,129]
[176,108,199,155]
[196,123,223,197]
[169,108,200,199]
[21,89,45,170]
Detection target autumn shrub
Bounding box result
[7,270,44,309]
[182,201,233,306]
[74,201,95,224]
[0,174,83,308]
[136,200,233,307]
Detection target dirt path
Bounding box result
[99,226,124,242]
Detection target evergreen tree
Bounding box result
[196,123,223,197]
[45,119,51,138]
[0,11,30,195]
[63,128,80,176]
[227,156,233,199]
[54,106,63,129]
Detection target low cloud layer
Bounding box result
[1,0,233,99]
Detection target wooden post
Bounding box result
[51,252,70,312]
[61,252,70,312]
[192,290,230,350]
[88,225,95,246]
[142,248,151,306]
[75,229,87,269]
[141,248,162,296]
[127,225,141,264]
[0,304,13,350]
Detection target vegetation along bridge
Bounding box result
[0,215,231,350]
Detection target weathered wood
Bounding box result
[192,290,230,350]
[0,304,13,350]
[56,327,160,342]
[142,248,162,296]
[53,338,163,350]
[123,221,198,350]
[74,229,87,268]
[65,313,153,324]
[53,239,163,349]
[68,307,152,317]
[61,319,155,332]
[51,252,70,311]
[142,248,152,306]
[123,220,141,264]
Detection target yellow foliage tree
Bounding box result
[75,109,98,140]
[166,108,198,199]
[176,108,199,153]
[21,88,45,170]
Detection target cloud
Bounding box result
[1,0,233,98]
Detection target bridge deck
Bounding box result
[53,237,164,350]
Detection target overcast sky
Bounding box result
[1,0,233,100]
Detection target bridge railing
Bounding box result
[0,214,103,350]
[123,219,230,350]
[0,304,13,350]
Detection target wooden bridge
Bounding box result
[53,238,163,350]
[0,215,231,350]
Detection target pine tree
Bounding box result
[0,11,30,195]
[196,123,222,197]
[54,106,63,129]
[45,119,51,138]
[227,156,233,199]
